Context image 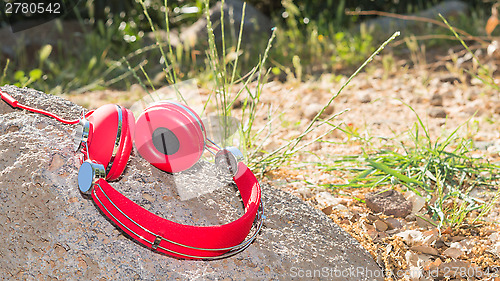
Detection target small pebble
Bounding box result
[430,94,443,106]
[364,189,412,218]
[322,206,333,215]
[367,214,380,222]
[350,212,360,223]
[405,214,417,221]
[385,218,402,229]
[358,92,372,103]
[303,103,324,120]
[303,103,334,120]
[374,220,388,232]
[428,107,447,118]
[440,76,461,84]
[410,245,438,256]
[442,247,463,259]
[434,238,446,249]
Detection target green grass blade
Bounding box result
[348,168,375,184]
[367,159,424,186]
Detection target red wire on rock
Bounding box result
[1,89,81,125]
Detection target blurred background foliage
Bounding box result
[0,0,495,94]
[68,0,490,31]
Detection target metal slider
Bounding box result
[73,116,90,153]
[78,159,106,195]
[215,147,244,177]
[152,236,162,250]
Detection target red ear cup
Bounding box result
[134,101,206,173]
[86,104,134,180]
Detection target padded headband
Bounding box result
[91,162,262,259]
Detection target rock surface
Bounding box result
[0,85,382,280]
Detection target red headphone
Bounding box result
[1,89,263,259]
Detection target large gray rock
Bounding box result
[0,85,382,280]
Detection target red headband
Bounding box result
[91,162,262,259]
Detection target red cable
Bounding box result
[1,89,81,125]
[16,103,81,124]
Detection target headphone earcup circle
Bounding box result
[134,102,205,173]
